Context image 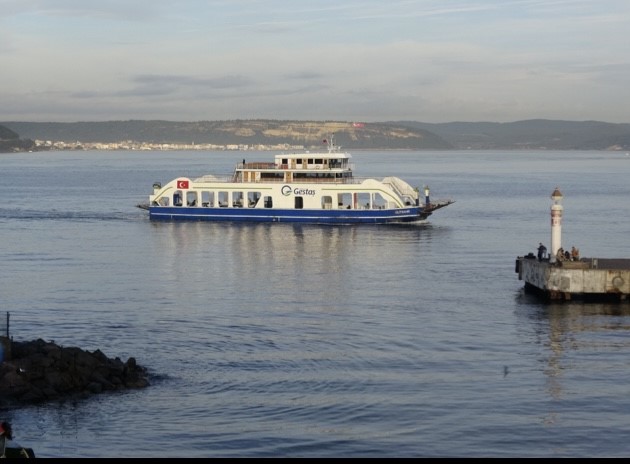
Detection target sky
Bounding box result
[1,0,630,124]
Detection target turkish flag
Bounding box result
[177,180,189,189]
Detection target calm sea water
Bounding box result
[1,149,629,458]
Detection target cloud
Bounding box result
[0,0,163,21]
[1,0,630,122]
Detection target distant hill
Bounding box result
[0,125,19,140]
[0,120,452,150]
[2,119,629,151]
[392,119,630,150]
[0,124,35,153]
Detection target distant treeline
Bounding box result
[393,119,630,150]
[2,119,630,152]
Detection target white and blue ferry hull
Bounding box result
[147,205,432,224]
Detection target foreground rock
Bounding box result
[0,339,149,407]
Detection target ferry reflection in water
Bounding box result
[147,221,443,306]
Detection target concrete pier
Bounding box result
[516,256,630,301]
[515,187,630,302]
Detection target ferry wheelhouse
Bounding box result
[140,138,454,224]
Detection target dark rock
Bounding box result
[86,382,103,394]
[0,338,149,408]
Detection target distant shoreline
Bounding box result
[2,119,630,152]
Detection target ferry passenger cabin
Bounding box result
[234,151,353,184]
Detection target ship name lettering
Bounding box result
[294,188,316,196]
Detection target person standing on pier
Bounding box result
[571,246,580,261]
[537,243,547,261]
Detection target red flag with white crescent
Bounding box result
[177,180,189,189]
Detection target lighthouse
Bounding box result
[550,187,563,264]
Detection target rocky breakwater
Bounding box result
[0,338,149,407]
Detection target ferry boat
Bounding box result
[139,136,454,224]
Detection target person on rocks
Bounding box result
[0,421,13,458]
[0,421,34,458]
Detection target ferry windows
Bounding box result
[232,191,244,207]
[373,193,387,210]
[263,196,273,208]
[173,191,183,206]
[201,191,214,207]
[337,193,352,209]
[247,191,261,208]
[301,158,326,168]
[218,191,229,207]
[261,172,283,181]
[294,197,304,209]
[356,192,370,209]
[321,196,333,210]
[186,191,197,207]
